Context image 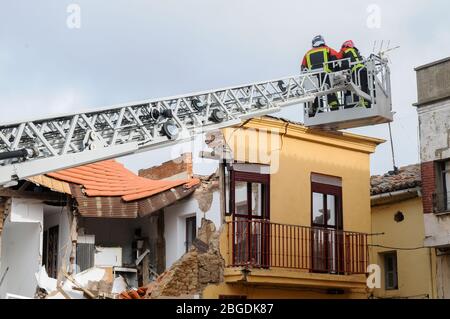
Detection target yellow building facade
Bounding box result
[203,116,384,299]
[370,165,437,299]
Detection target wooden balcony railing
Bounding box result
[226,219,368,275]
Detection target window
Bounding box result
[435,160,450,213]
[46,226,59,279]
[185,216,197,253]
[383,252,398,290]
[230,170,270,220]
[230,169,270,267]
[442,161,450,212]
[311,174,343,274]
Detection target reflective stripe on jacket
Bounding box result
[342,48,364,72]
[302,46,340,73]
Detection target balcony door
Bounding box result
[311,175,343,274]
[230,170,270,268]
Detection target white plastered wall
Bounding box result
[0,198,43,298]
[163,190,221,268]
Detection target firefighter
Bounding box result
[301,35,341,116]
[340,40,371,108]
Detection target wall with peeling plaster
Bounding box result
[416,58,450,298]
[418,100,450,163]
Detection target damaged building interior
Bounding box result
[0,144,222,299]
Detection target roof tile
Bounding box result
[370,164,421,195]
[47,159,199,202]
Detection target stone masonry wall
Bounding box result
[146,219,224,298]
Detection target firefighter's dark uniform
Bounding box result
[341,47,371,108]
[301,45,340,116]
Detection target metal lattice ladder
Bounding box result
[0,55,393,185]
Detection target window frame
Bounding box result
[383,251,399,291]
[310,174,344,274]
[311,179,343,231]
[434,159,450,213]
[230,170,270,220]
[441,161,450,212]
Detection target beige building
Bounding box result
[370,164,437,299]
[203,116,384,299]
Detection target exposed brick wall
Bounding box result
[421,161,436,214]
[139,153,193,180]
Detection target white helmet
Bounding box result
[312,35,325,48]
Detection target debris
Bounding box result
[45,267,115,299]
[119,286,148,299]
[35,265,57,293]
[112,276,128,294]
[125,219,224,299]
[5,293,32,299]
[63,271,96,299]
[0,266,9,287]
[136,249,150,266]
[35,288,48,299]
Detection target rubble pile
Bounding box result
[119,219,224,299]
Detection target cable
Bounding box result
[273,119,290,153]
[224,117,290,156]
[225,119,251,147]
[369,244,426,251]
[367,232,385,237]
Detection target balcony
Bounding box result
[224,220,369,290]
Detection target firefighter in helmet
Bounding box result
[340,40,371,108]
[301,35,341,116]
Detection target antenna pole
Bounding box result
[388,122,398,173]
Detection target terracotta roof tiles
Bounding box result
[47,160,200,202]
[370,164,421,196]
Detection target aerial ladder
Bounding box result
[0,54,393,186]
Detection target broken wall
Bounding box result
[145,219,224,298]
[139,153,193,181]
[163,188,221,268]
[139,152,222,269]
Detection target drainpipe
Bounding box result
[429,247,436,299]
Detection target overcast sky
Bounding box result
[1,0,450,175]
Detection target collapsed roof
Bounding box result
[28,160,200,218]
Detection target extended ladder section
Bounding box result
[0,55,393,185]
